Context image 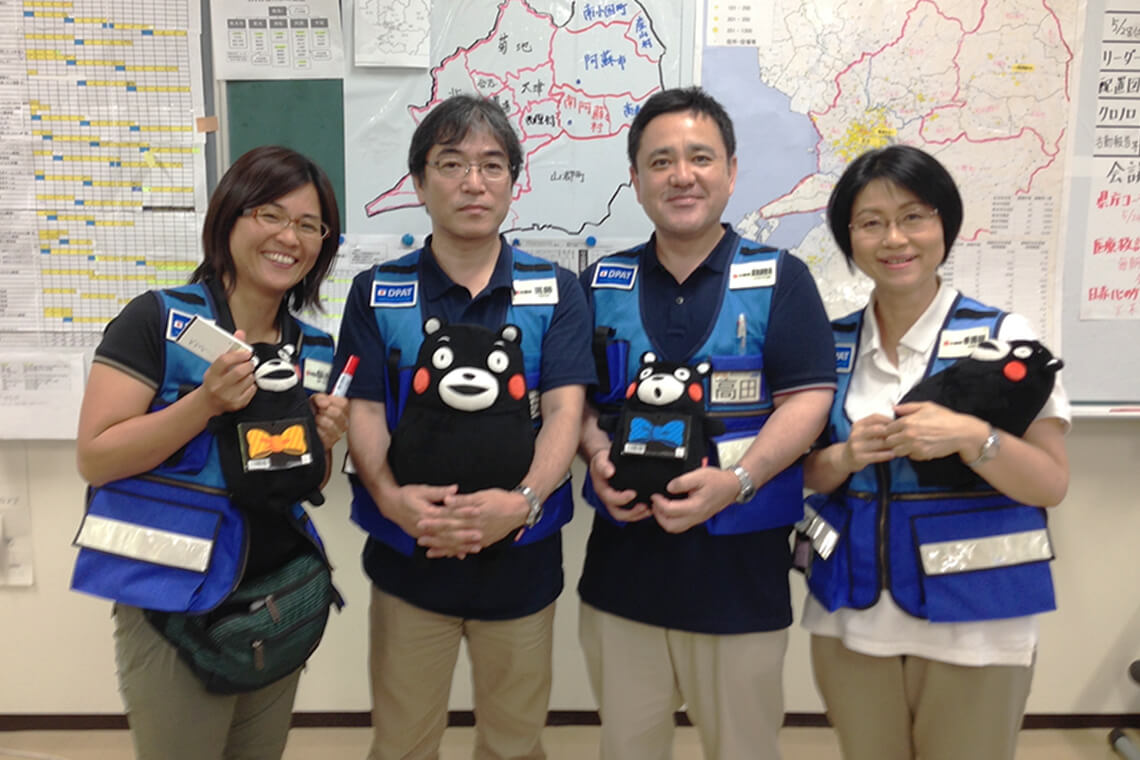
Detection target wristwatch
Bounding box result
[513,485,543,528]
[967,427,1001,468]
[730,465,756,504]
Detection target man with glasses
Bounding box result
[334,94,593,760]
[577,87,836,759]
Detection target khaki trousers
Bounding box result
[113,604,301,760]
[579,602,788,760]
[367,586,555,760]
[810,634,1033,760]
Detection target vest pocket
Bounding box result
[911,504,1056,622]
[72,476,238,613]
[385,364,414,431]
[706,459,803,535]
[593,336,629,406]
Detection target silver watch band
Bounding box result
[730,464,756,504]
[513,485,543,527]
[967,427,1001,468]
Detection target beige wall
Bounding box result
[2,417,1139,715]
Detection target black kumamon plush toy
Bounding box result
[899,338,1063,487]
[211,340,327,513]
[601,352,725,508]
[388,317,535,494]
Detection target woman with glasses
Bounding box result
[800,144,1070,760]
[72,145,346,760]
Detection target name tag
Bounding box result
[371,281,417,308]
[512,276,559,306]
[592,263,637,290]
[937,327,990,359]
[303,358,332,392]
[729,261,776,289]
[835,343,855,373]
[710,370,764,404]
[165,308,194,341]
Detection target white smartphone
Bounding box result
[174,315,253,364]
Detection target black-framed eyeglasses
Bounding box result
[427,157,512,182]
[243,205,330,242]
[849,207,939,241]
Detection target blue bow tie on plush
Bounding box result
[628,417,685,447]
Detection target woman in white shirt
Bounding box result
[801,144,1070,760]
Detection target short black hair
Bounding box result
[827,144,963,266]
[407,95,523,183]
[627,87,736,168]
[191,145,341,312]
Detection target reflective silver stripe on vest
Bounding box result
[796,505,840,561]
[920,529,1052,576]
[75,514,214,573]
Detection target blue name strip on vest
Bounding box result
[592,263,637,289]
[371,281,418,308]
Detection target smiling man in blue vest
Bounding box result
[577,87,837,759]
[334,94,593,760]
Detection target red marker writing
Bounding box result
[330,355,359,397]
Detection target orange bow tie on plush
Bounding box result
[246,425,308,458]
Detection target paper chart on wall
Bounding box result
[1078,1,1140,320]
[0,1,208,347]
[354,0,431,68]
[0,443,34,587]
[210,0,346,80]
[0,352,86,441]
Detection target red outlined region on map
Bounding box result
[364,0,665,232]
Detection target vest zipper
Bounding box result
[137,473,228,497]
[708,408,774,419]
[875,462,890,596]
[892,488,1003,500]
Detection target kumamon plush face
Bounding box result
[411,317,527,413]
[626,353,710,411]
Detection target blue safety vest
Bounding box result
[70,282,335,614]
[583,238,803,534]
[802,294,1056,622]
[349,247,574,555]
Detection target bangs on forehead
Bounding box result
[435,119,504,151]
[857,178,930,205]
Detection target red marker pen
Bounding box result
[330,355,359,397]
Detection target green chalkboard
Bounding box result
[225,80,345,229]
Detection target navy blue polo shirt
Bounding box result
[335,236,594,620]
[577,225,836,634]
